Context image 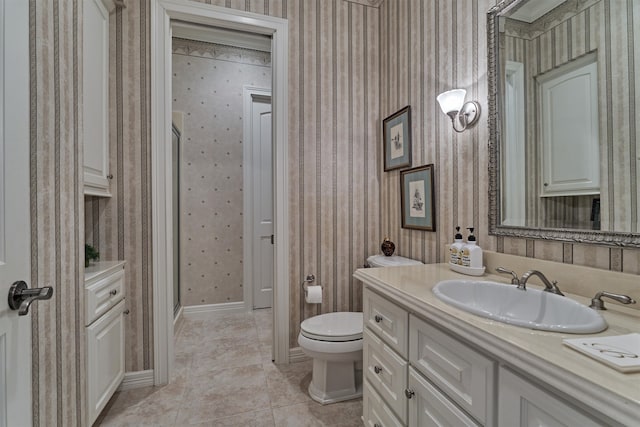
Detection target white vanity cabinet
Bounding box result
[498,367,603,427]
[85,261,126,426]
[538,54,600,197]
[83,0,114,197]
[363,288,493,427]
[361,285,613,427]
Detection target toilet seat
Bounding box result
[300,312,363,342]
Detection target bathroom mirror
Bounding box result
[487,0,640,247]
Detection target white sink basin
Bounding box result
[433,279,607,334]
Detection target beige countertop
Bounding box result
[354,263,640,426]
[84,260,126,283]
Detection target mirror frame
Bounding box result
[487,0,640,248]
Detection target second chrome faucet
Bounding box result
[496,267,565,296]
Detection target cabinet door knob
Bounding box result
[405,389,415,399]
[123,309,130,315]
[374,365,383,374]
[544,182,549,187]
[374,314,383,323]
[107,174,114,180]
[110,289,118,296]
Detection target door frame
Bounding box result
[151,0,290,385]
[242,86,272,312]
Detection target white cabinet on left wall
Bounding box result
[85,261,126,426]
[83,0,115,197]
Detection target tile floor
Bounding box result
[96,309,363,426]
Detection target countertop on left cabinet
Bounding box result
[85,259,126,426]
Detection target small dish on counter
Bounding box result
[448,262,485,276]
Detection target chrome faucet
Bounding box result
[520,270,564,296]
[589,291,636,310]
[495,267,525,290]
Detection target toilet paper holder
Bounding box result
[301,274,321,294]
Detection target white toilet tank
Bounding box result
[366,254,423,268]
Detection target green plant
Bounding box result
[85,244,100,268]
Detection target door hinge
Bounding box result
[270,234,274,245]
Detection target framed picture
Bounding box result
[400,164,435,231]
[383,106,412,171]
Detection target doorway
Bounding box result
[243,88,273,311]
[151,0,290,384]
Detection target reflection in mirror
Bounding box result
[488,0,640,246]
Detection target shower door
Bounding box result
[172,124,181,316]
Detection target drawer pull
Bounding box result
[405,389,415,399]
[374,365,383,374]
[374,424,381,427]
[374,314,383,323]
[109,289,118,296]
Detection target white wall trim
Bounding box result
[242,86,272,313]
[288,347,310,364]
[173,305,184,336]
[182,302,245,316]
[151,0,290,386]
[117,370,155,391]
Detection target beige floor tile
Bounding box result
[177,365,271,424]
[272,400,363,427]
[190,340,263,374]
[180,408,275,426]
[98,308,362,426]
[264,360,314,408]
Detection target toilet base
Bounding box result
[307,358,363,405]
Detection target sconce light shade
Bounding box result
[436,88,480,133]
[437,89,466,114]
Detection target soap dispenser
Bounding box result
[449,226,465,265]
[461,227,483,268]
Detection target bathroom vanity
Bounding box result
[85,261,126,426]
[355,261,640,427]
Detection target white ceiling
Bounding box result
[507,0,566,23]
[172,21,271,52]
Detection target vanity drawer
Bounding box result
[364,327,408,424]
[85,267,125,326]
[409,314,495,426]
[364,288,409,357]
[408,367,480,427]
[363,379,404,427]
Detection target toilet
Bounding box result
[297,254,423,404]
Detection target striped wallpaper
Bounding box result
[36,0,640,424]
[503,0,639,233]
[30,0,86,425]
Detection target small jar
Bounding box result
[381,238,395,256]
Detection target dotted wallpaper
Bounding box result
[172,38,271,306]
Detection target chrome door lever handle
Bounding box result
[8,281,54,316]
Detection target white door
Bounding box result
[0,0,33,425]
[251,94,273,309]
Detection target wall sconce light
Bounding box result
[436,89,481,133]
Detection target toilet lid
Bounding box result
[367,254,423,267]
[300,312,363,342]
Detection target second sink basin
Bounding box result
[433,279,607,334]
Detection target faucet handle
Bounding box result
[495,267,520,285]
[589,291,637,310]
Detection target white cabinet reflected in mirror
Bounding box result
[488,0,640,247]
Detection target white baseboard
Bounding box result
[118,370,154,391]
[183,301,246,316]
[173,306,184,336]
[289,347,309,363]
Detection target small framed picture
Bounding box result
[400,164,435,231]
[383,106,412,171]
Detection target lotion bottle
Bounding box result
[449,226,465,265]
[461,227,483,268]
